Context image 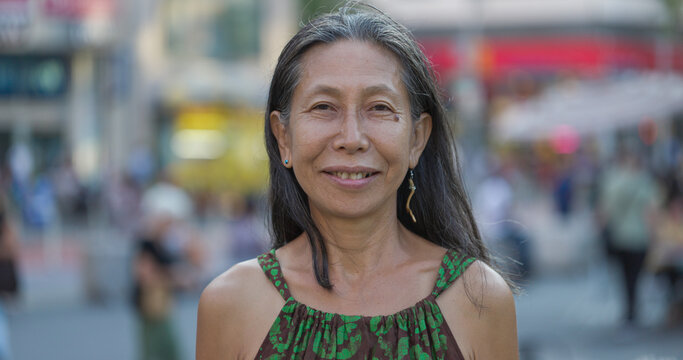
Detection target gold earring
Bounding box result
[406,169,417,223]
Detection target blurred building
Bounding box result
[0,0,123,185]
[0,0,298,200]
[375,0,683,77]
[373,0,683,84]
[150,0,297,194]
[5,0,681,194]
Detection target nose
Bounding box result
[332,111,369,153]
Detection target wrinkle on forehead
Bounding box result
[294,40,408,105]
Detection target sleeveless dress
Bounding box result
[255,249,475,359]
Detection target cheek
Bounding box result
[289,123,329,162]
[368,123,413,159]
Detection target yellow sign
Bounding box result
[169,105,268,194]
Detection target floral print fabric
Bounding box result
[256,249,474,359]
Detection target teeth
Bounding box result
[333,172,370,180]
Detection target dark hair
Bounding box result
[265,4,490,289]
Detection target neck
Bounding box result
[309,205,409,279]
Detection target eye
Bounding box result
[370,103,393,112]
[312,103,333,111]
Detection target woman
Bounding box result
[197,6,518,359]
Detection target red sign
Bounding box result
[421,40,459,77]
[44,0,113,19]
[419,35,677,81]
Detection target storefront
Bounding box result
[156,103,268,194]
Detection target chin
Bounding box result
[310,199,388,221]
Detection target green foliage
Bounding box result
[298,0,347,23]
[661,0,682,29]
[212,1,261,60]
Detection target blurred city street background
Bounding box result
[1,0,683,359]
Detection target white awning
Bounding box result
[492,72,683,141]
[370,0,672,30]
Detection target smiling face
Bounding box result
[270,40,431,221]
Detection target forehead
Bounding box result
[296,40,406,98]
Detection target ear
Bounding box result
[270,111,292,168]
[409,113,432,168]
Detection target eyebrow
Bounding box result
[360,84,398,98]
[307,85,342,98]
[304,84,400,101]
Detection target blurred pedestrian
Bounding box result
[52,157,82,221]
[648,172,683,323]
[132,216,181,360]
[552,156,574,219]
[139,174,203,289]
[474,157,532,278]
[228,195,266,262]
[105,172,141,235]
[0,198,19,360]
[133,174,204,360]
[598,143,660,324]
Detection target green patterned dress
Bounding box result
[255,249,475,359]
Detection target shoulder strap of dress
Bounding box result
[257,249,294,302]
[431,249,476,298]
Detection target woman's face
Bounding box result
[271,40,431,221]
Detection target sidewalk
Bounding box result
[6,218,228,360]
[15,224,134,310]
[517,265,683,359]
[509,195,682,359]
[7,293,200,360]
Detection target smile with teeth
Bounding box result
[331,171,372,180]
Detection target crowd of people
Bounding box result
[475,130,683,326]
[0,144,270,359]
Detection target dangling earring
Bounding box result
[406,169,417,223]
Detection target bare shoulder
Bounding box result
[437,260,519,360]
[196,258,283,360]
[198,259,266,319]
[461,260,515,310]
